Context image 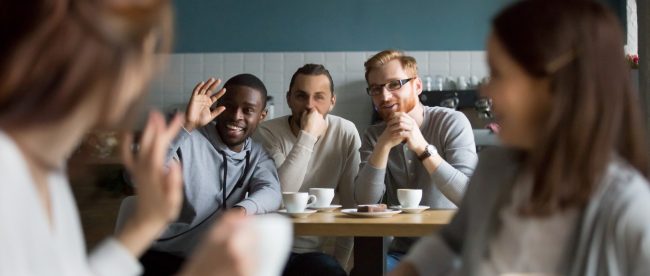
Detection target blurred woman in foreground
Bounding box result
[0,1,263,275]
[393,0,650,275]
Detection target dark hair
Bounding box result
[288,64,334,95]
[0,0,173,128]
[223,73,268,107]
[493,0,649,216]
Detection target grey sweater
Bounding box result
[355,106,477,253]
[405,147,650,276]
[151,123,282,256]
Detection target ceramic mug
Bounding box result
[397,189,422,208]
[282,192,317,213]
[308,188,335,208]
[246,214,293,276]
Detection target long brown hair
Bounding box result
[0,0,173,128]
[493,0,649,216]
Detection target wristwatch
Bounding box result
[418,144,437,161]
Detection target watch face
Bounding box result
[425,145,432,155]
[419,145,435,160]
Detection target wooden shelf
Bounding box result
[68,151,122,166]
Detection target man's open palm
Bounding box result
[185,78,226,132]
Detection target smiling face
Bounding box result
[366,59,422,121]
[482,33,551,149]
[215,85,267,152]
[286,74,336,124]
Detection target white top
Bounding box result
[402,148,650,276]
[405,174,579,276]
[477,175,579,275]
[253,115,361,257]
[0,131,142,276]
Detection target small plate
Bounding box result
[389,205,430,214]
[340,208,402,218]
[309,205,342,212]
[277,209,317,218]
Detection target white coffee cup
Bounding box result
[247,214,293,276]
[309,188,335,208]
[282,192,317,213]
[397,189,422,208]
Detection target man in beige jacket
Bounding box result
[254,64,360,276]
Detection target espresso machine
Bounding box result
[418,89,494,129]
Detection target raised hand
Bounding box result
[300,108,328,138]
[184,78,227,132]
[116,111,184,257]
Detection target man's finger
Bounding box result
[398,121,411,131]
[206,78,221,94]
[192,81,205,96]
[387,116,402,128]
[209,88,227,104]
[391,128,404,135]
[210,106,227,119]
[200,78,216,95]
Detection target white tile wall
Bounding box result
[149,51,488,132]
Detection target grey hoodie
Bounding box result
[151,122,282,256]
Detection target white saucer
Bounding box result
[277,209,317,218]
[309,205,342,212]
[389,205,430,214]
[340,208,402,218]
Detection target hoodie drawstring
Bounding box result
[219,150,251,209]
[157,150,250,242]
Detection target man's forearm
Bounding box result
[354,164,386,204]
[421,152,444,174]
[429,161,469,205]
[413,144,467,204]
[238,183,282,214]
[277,131,316,192]
[367,142,392,169]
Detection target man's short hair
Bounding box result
[364,50,419,82]
[288,64,335,95]
[223,73,268,107]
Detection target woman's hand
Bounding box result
[116,111,184,257]
[179,211,255,276]
[389,261,419,276]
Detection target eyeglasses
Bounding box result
[366,78,415,96]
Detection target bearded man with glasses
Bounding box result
[354,50,478,272]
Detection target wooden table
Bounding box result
[292,210,455,275]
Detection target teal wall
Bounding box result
[171,0,626,53]
[171,0,511,53]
